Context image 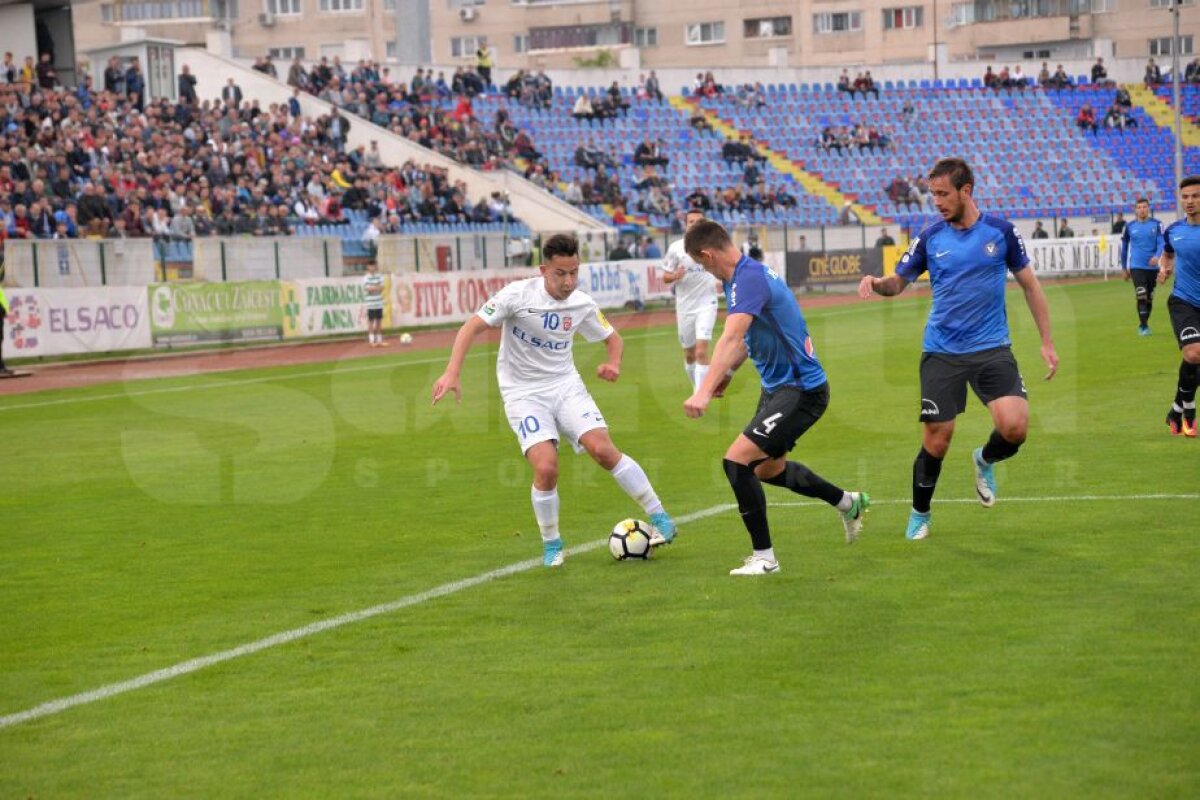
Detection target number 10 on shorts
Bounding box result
[518,416,541,439]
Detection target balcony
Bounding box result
[948,0,1092,26]
[100,0,237,25]
[528,21,633,51]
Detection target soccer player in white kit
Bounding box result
[432,234,677,567]
[663,209,724,392]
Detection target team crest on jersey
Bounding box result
[804,336,815,357]
[985,242,997,256]
[562,314,572,331]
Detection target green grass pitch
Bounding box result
[2,280,1197,798]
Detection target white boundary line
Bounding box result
[3,491,1193,731]
[0,502,733,731]
[0,329,675,413]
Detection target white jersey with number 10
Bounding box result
[477,276,614,401]
[663,239,719,314]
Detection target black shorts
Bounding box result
[1131,269,1157,300]
[1168,295,1200,349]
[918,347,1026,422]
[743,383,829,458]
[367,308,383,321]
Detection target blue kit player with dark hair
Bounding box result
[1120,197,1165,335]
[683,219,869,576]
[858,157,1059,540]
[1159,176,1200,438]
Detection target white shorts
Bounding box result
[504,379,607,455]
[677,304,718,349]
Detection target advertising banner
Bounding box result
[786,249,884,286]
[1025,235,1118,275]
[148,281,284,346]
[391,268,537,327]
[3,286,152,358]
[283,276,392,339]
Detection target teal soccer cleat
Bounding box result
[648,511,676,547]
[906,510,931,541]
[543,538,564,567]
[972,447,997,507]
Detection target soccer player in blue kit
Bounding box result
[683,220,869,576]
[1158,176,1200,438]
[1120,198,1165,335]
[858,158,1059,540]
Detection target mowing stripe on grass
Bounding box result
[0,329,676,413]
[0,501,735,731]
[5,490,1185,731]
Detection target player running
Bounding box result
[1159,176,1200,438]
[1120,198,1165,335]
[662,209,724,393]
[682,220,869,576]
[858,157,1058,541]
[432,233,676,567]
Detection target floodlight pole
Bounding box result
[1171,0,1183,216]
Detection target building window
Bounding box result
[268,46,306,59]
[319,0,362,11]
[1149,35,1193,56]
[1149,0,1192,6]
[451,35,485,59]
[266,0,299,14]
[686,21,725,46]
[383,0,395,9]
[513,34,529,53]
[635,26,658,47]
[386,40,397,58]
[882,6,923,29]
[743,16,792,38]
[813,11,862,33]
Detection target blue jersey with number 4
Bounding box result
[897,213,1029,355]
[1163,220,1200,306]
[724,255,827,391]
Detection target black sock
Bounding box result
[1137,297,1151,327]
[980,429,1022,464]
[723,458,771,551]
[912,448,943,514]
[1180,360,1198,419]
[761,461,845,507]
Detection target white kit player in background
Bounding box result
[663,209,726,394]
[432,233,677,567]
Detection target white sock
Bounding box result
[694,364,709,390]
[609,455,664,516]
[1185,401,1197,411]
[685,362,696,387]
[531,486,560,542]
[836,492,853,512]
[753,547,776,562]
[1172,402,1184,413]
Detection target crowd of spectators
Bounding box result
[819,123,892,154]
[837,70,881,100]
[0,55,525,249]
[884,175,935,213]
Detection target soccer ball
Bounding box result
[608,518,653,561]
[399,332,413,345]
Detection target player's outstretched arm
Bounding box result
[858,273,910,298]
[597,329,623,382]
[1157,251,1174,285]
[432,315,489,404]
[685,313,752,418]
[1013,267,1059,381]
